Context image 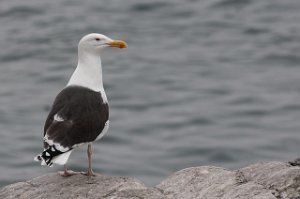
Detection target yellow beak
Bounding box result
[107,40,127,49]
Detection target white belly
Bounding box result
[95,120,110,141]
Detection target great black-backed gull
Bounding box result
[34,33,127,177]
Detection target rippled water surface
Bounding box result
[1,0,300,186]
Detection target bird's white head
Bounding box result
[69,33,127,91]
[78,33,127,55]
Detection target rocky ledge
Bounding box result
[1,160,300,199]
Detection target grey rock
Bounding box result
[240,161,300,199]
[1,160,300,199]
[156,166,276,199]
[0,173,155,199]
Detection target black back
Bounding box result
[44,86,109,148]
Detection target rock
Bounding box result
[1,160,300,199]
[156,166,275,199]
[0,173,163,199]
[240,161,300,199]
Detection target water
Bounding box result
[1,0,300,187]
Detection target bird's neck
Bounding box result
[67,51,104,92]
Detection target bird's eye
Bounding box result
[95,38,101,41]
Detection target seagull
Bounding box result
[34,33,127,177]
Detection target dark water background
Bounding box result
[1,0,300,187]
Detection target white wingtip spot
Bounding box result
[34,156,39,162]
[41,160,46,166]
[52,150,73,165]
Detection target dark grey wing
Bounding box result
[43,86,109,149]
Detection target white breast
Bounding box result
[100,89,108,103]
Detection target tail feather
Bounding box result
[34,145,69,167]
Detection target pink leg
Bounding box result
[81,144,96,177]
[58,165,78,177]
